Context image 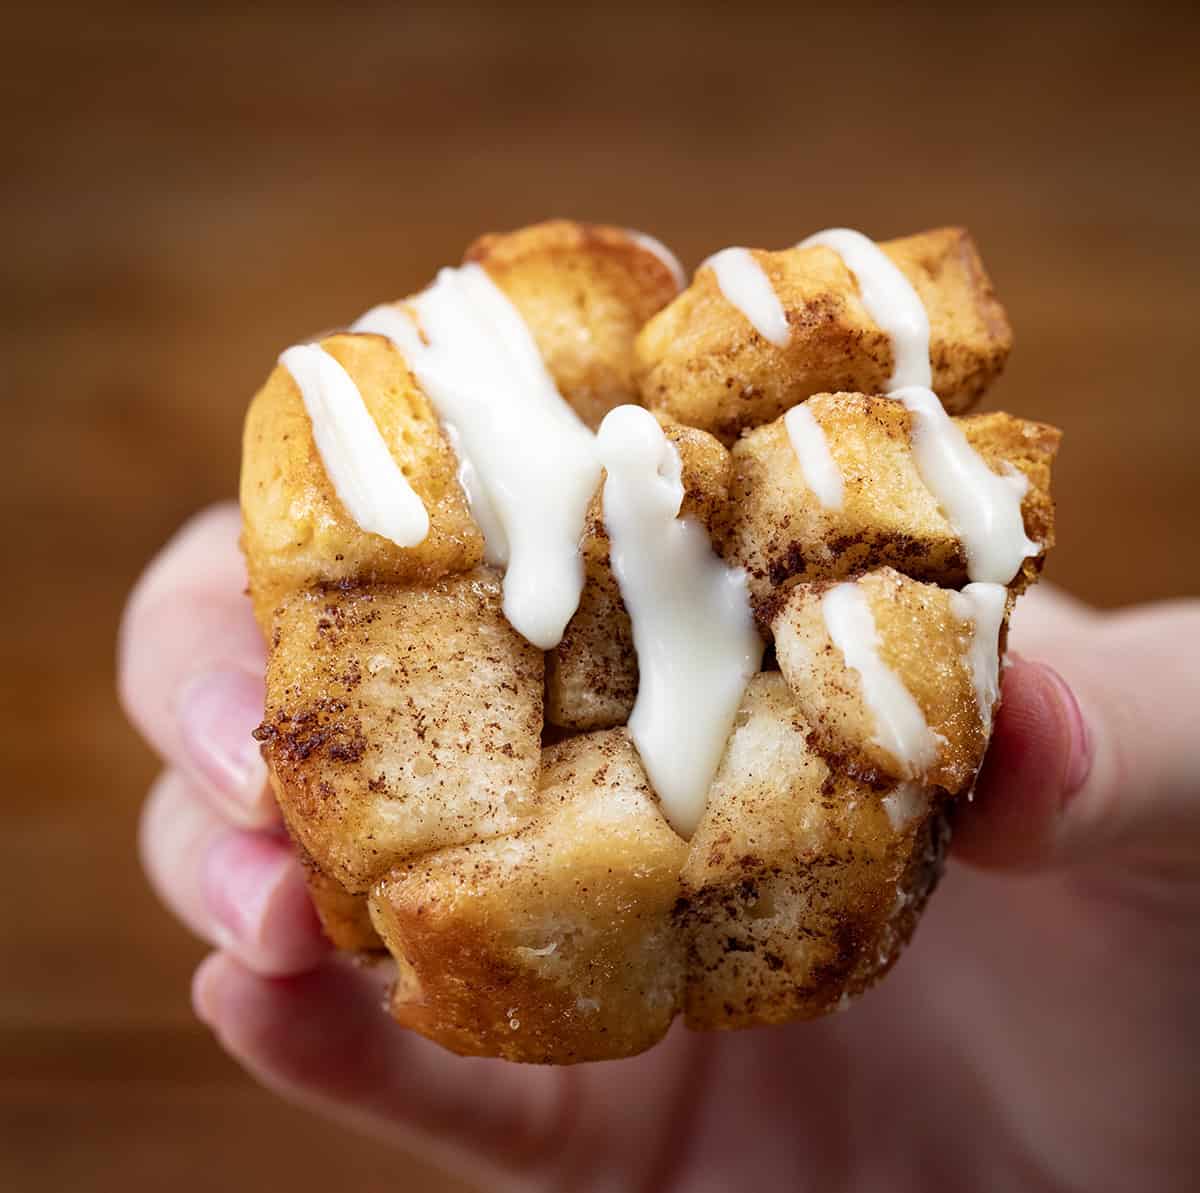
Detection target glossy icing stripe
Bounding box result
[949,581,1007,731]
[785,403,844,510]
[798,227,932,390]
[597,405,763,837]
[895,385,1039,584]
[821,581,941,777]
[279,343,429,548]
[355,264,601,650]
[702,246,790,346]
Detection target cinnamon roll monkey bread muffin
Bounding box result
[240,220,1059,1063]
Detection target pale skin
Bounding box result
[120,504,1200,1193]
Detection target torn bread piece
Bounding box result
[368,730,688,1063]
[678,674,946,1029]
[258,570,543,893]
[466,220,683,429]
[635,227,1010,443]
[545,419,734,730]
[724,392,1059,618]
[299,861,383,952]
[772,568,1006,792]
[240,332,483,629]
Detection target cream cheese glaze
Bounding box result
[894,385,1039,585]
[597,405,763,837]
[279,344,430,548]
[949,581,1008,732]
[702,247,790,346]
[281,225,1024,840]
[800,227,1036,586]
[821,581,942,779]
[784,403,844,511]
[798,227,932,390]
[354,264,601,650]
[441,421,507,566]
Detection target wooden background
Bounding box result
[3,2,1197,1190]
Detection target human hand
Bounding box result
[121,503,1200,1193]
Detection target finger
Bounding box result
[140,770,327,975]
[1005,580,1102,655]
[119,503,276,826]
[955,599,1200,870]
[192,953,569,1192]
[951,659,1089,866]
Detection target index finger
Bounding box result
[118,502,275,825]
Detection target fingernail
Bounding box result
[178,670,269,815]
[202,832,293,952]
[1037,663,1093,799]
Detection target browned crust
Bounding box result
[724,394,1061,627]
[368,729,687,1063]
[300,854,384,952]
[465,218,682,307]
[772,567,1002,794]
[465,219,682,429]
[679,804,949,1030]
[239,219,1060,1063]
[635,226,1013,444]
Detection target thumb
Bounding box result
[953,594,1200,870]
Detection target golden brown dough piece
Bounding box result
[772,568,1000,793]
[238,218,1061,1064]
[243,222,674,628]
[545,419,732,730]
[466,220,682,428]
[240,332,483,629]
[369,730,688,1063]
[724,392,1060,619]
[257,570,543,893]
[678,674,946,1029]
[635,227,1011,443]
[300,862,382,952]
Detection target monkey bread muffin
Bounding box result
[240,219,1059,1063]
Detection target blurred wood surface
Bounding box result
[2,1,1197,1190]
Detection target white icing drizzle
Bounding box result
[279,344,430,548]
[627,229,687,290]
[799,227,1037,585]
[821,582,941,778]
[441,422,507,566]
[949,581,1007,732]
[894,385,1039,584]
[882,781,929,831]
[784,403,844,511]
[597,405,764,837]
[354,264,601,650]
[798,227,932,390]
[702,247,790,346]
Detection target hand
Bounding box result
[121,503,1200,1193]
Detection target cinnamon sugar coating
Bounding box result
[773,568,1000,793]
[240,332,483,629]
[241,219,1059,1062]
[369,730,688,1063]
[724,391,1060,621]
[635,227,1011,443]
[258,571,543,893]
[679,675,947,1029]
